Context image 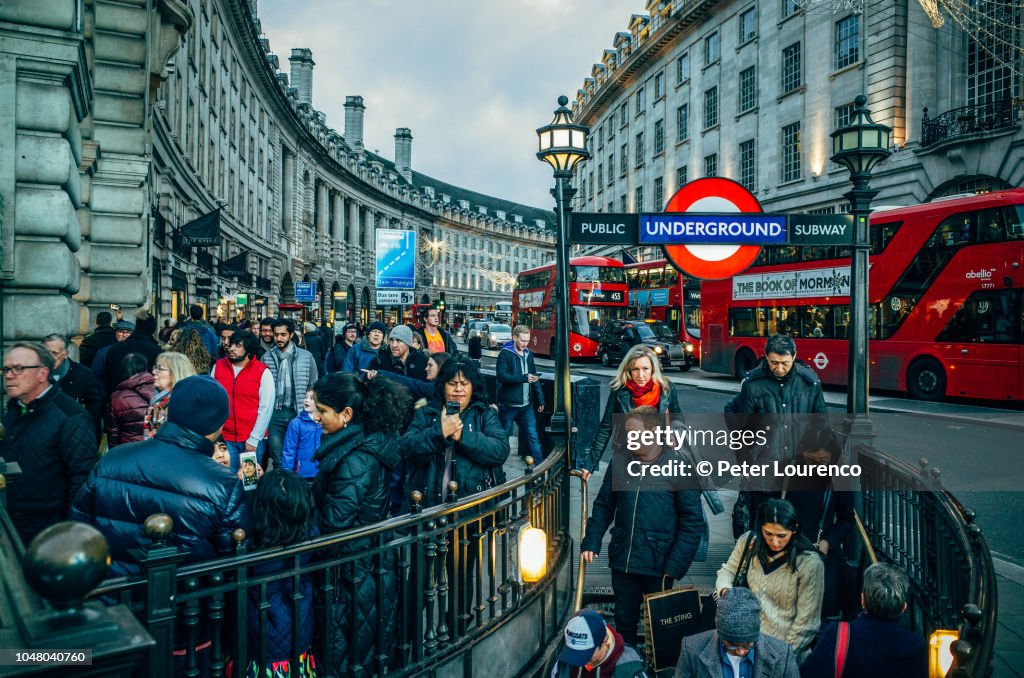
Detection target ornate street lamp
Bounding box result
[537,96,589,451]
[830,94,891,440]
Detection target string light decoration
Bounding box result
[925,0,1023,83]
[420,236,451,267]
[476,267,518,292]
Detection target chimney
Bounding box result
[288,48,315,106]
[344,96,365,154]
[394,128,413,183]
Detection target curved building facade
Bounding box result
[0,0,554,342]
[571,0,1022,226]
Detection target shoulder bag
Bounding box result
[733,532,758,589]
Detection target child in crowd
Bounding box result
[281,388,321,481]
[212,438,230,467]
[241,469,318,677]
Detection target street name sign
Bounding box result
[294,281,317,303]
[376,290,414,306]
[570,213,638,244]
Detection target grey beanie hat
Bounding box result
[716,588,762,643]
[388,324,416,348]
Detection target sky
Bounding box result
[258,0,637,211]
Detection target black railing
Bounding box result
[857,447,997,677]
[84,451,571,677]
[921,98,1018,147]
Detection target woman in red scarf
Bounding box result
[579,344,681,480]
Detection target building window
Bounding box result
[783,0,800,18]
[635,186,645,212]
[676,52,690,83]
[653,177,664,210]
[620,103,629,126]
[608,200,614,212]
[608,153,615,184]
[782,42,802,93]
[704,154,718,177]
[782,122,802,182]
[597,163,604,188]
[654,119,665,154]
[739,139,757,190]
[835,15,860,70]
[704,87,719,128]
[620,143,628,175]
[620,194,628,211]
[635,131,645,166]
[677,104,689,141]
[704,32,720,66]
[677,165,688,188]
[636,87,646,115]
[966,2,1020,106]
[739,7,757,43]
[834,101,857,128]
[654,71,665,99]
[598,124,605,148]
[738,66,757,112]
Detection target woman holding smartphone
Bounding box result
[401,356,510,508]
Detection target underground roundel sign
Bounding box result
[662,178,764,280]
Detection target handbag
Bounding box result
[643,585,704,671]
[834,621,850,678]
[732,532,757,589]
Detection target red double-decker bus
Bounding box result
[513,256,629,358]
[626,259,702,357]
[701,188,1024,401]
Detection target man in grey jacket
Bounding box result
[261,318,318,470]
[675,587,799,677]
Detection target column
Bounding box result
[332,192,345,270]
[348,200,360,270]
[282,152,295,236]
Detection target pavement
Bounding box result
[469,341,1021,675]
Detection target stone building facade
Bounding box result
[0,0,554,344]
[571,0,1023,224]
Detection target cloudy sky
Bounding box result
[258,0,637,210]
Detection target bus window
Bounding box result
[571,266,627,284]
[729,308,761,337]
[869,220,902,254]
[937,290,1021,344]
[976,208,1007,243]
[1009,207,1024,240]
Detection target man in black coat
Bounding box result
[43,333,104,441]
[102,311,163,396]
[370,325,429,381]
[580,405,705,648]
[70,376,252,576]
[2,342,98,545]
[78,311,116,367]
[302,322,327,374]
[495,326,545,461]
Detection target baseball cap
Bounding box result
[559,608,607,667]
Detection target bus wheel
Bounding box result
[600,350,611,367]
[907,358,946,401]
[734,349,757,380]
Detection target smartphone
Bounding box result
[109,304,120,311]
[446,401,461,416]
[239,451,259,491]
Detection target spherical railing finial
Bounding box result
[962,603,983,627]
[144,513,173,545]
[855,94,868,107]
[0,474,6,492]
[232,528,247,544]
[557,95,569,107]
[23,522,110,610]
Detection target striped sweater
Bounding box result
[715,531,824,657]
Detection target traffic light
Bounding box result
[438,292,446,311]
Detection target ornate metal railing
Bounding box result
[857,447,997,677]
[921,98,1018,147]
[80,451,571,677]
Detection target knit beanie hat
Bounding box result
[367,321,387,335]
[166,376,230,436]
[303,322,317,334]
[716,587,762,643]
[388,324,416,348]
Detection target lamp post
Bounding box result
[830,94,892,442]
[536,96,590,451]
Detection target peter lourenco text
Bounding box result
[624,425,769,452]
[625,459,862,479]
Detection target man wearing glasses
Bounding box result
[726,334,827,535]
[1,342,98,545]
[675,587,799,676]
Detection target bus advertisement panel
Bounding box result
[513,256,629,358]
[701,188,1024,401]
[626,259,702,356]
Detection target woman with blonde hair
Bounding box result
[579,344,681,479]
[144,352,197,438]
[170,327,211,376]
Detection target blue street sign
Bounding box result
[639,213,788,245]
[375,229,417,289]
[294,282,317,303]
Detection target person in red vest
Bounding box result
[211,330,275,472]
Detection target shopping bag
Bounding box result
[643,585,704,671]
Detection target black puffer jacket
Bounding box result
[370,348,429,382]
[582,382,684,473]
[312,424,400,675]
[69,422,252,576]
[580,449,705,578]
[401,400,510,507]
[2,388,98,545]
[727,361,828,465]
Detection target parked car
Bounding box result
[480,323,513,349]
[466,320,489,343]
[596,319,695,370]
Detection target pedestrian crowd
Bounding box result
[1,313,928,676]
